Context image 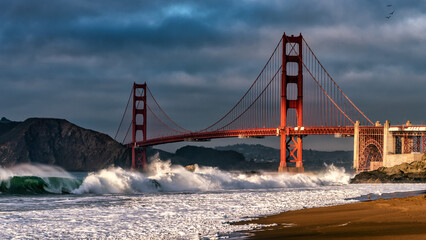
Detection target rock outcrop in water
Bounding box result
[0,118,130,170]
[351,155,426,183]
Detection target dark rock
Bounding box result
[351,156,426,183]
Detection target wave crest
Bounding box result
[0,157,351,195]
[72,156,351,194]
[0,164,81,194]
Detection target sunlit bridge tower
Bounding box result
[279,33,304,172]
[132,83,147,170]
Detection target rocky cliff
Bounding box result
[351,154,426,183]
[0,118,130,170]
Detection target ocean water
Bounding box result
[0,158,425,240]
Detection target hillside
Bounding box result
[0,118,130,170]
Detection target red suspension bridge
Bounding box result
[115,33,425,172]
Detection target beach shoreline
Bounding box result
[233,192,426,239]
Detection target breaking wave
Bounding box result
[72,156,351,194]
[0,158,351,195]
[0,164,82,194]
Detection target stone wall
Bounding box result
[384,153,423,168]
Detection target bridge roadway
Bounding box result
[132,126,380,147]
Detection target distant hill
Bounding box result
[216,144,278,163]
[173,146,245,169]
[167,145,277,171]
[216,144,353,172]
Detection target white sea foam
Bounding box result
[72,156,352,194]
[319,163,352,185]
[1,183,424,240]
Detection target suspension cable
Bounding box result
[146,103,189,134]
[146,86,192,133]
[198,37,284,132]
[217,67,281,131]
[114,87,133,141]
[302,38,373,125]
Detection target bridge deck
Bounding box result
[135,126,365,147]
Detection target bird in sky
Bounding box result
[386,4,395,20]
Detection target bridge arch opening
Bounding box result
[359,139,383,171]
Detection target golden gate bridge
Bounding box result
[115,33,426,172]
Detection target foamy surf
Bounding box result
[1,161,424,239]
[0,158,351,195]
[72,156,352,194]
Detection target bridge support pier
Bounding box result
[132,146,147,170]
[278,133,304,173]
[278,33,304,173]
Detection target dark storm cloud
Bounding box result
[0,0,425,149]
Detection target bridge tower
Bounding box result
[132,82,147,170]
[279,33,304,172]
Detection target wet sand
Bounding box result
[235,194,426,240]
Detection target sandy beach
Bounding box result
[235,194,426,240]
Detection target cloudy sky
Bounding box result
[1,0,425,151]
